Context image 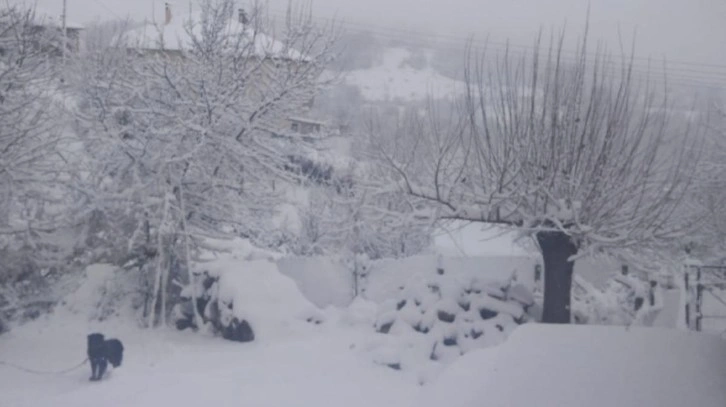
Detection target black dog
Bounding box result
[87,333,124,381]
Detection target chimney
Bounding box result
[165,3,173,25]
[238,8,248,25]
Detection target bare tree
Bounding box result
[692,102,726,261]
[0,4,74,285]
[71,0,337,327]
[0,5,66,229]
[378,31,703,323]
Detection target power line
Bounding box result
[265,8,726,90]
[269,7,726,72]
[88,0,125,21]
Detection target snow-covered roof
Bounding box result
[288,116,328,126]
[117,14,302,60]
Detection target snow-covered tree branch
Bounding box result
[0,6,66,234]
[70,0,338,326]
[376,31,705,323]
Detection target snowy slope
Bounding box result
[417,324,726,407]
[343,48,464,102]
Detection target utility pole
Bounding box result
[61,0,67,64]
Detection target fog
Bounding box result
[21,0,726,81]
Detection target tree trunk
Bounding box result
[179,181,202,329]
[536,230,578,323]
[147,192,169,328]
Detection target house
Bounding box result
[117,4,303,60]
[0,8,83,57]
[116,4,320,128]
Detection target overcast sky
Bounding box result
[21,0,726,69]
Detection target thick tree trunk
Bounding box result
[536,230,578,323]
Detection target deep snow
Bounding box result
[0,319,418,407]
[417,324,726,407]
[2,242,723,407]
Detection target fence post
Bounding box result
[695,267,703,332]
[684,271,690,329]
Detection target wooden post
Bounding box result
[684,272,690,329]
[61,0,67,64]
[695,267,702,331]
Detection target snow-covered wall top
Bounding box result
[432,221,539,259]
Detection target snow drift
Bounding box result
[417,324,726,407]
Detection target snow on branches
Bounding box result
[71,0,337,326]
[376,30,704,322]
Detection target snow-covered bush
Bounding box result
[277,256,355,308]
[56,264,143,322]
[571,272,663,326]
[173,257,322,343]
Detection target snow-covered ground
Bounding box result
[0,316,418,407]
[343,48,464,102]
[3,308,725,407]
[0,261,417,407]
[2,257,725,407]
[418,324,726,407]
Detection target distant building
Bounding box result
[0,9,83,57]
[29,10,84,56]
[288,116,327,135]
[117,4,302,61]
[117,4,331,135]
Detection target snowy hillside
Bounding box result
[343,48,465,102]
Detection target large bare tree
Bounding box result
[378,32,703,323]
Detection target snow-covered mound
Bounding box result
[417,324,726,407]
[343,48,464,102]
[213,259,322,340]
[176,244,325,342]
[277,256,354,308]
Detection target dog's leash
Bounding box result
[0,358,89,375]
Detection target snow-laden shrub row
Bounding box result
[370,264,536,372]
[571,272,664,326]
